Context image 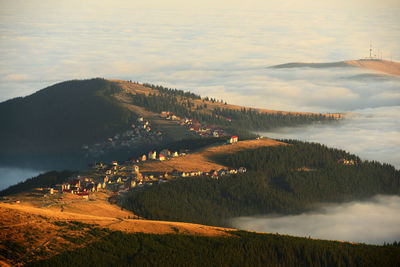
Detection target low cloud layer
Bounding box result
[260,106,400,168]
[231,195,400,245]
[1,0,399,109]
[0,167,44,191]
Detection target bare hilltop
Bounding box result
[345,59,400,76]
[271,59,400,76]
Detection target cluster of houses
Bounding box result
[65,129,244,197]
[82,117,164,157]
[160,111,225,137]
[145,148,180,161]
[40,145,248,199]
[82,109,238,159]
[338,158,356,166]
[87,155,249,195]
[37,177,105,199]
[60,177,104,199]
[180,167,247,178]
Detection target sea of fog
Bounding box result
[232,195,400,245]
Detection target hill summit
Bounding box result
[271,59,400,76]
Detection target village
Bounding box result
[33,109,355,201]
[81,110,227,158]
[82,116,165,158]
[42,134,245,201]
[160,111,226,138]
[32,125,357,202]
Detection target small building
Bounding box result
[229,169,238,174]
[148,151,157,160]
[159,154,166,161]
[238,167,247,173]
[141,154,147,162]
[160,149,171,157]
[228,136,238,144]
[111,161,118,166]
[62,184,70,191]
[133,165,140,173]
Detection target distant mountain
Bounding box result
[271,61,351,69]
[270,59,400,76]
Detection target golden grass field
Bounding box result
[0,190,234,266]
[139,138,286,173]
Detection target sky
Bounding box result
[0,0,399,106]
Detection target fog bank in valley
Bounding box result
[0,167,43,191]
[260,106,400,169]
[231,195,400,245]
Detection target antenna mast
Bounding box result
[370,43,372,58]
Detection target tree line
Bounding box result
[142,83,202,100]
[30,229,400,267]
[129,90,336,138]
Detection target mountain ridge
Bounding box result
[270,59,400,76]
[0,78,339,170]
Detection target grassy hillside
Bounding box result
[0,78,135,156]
